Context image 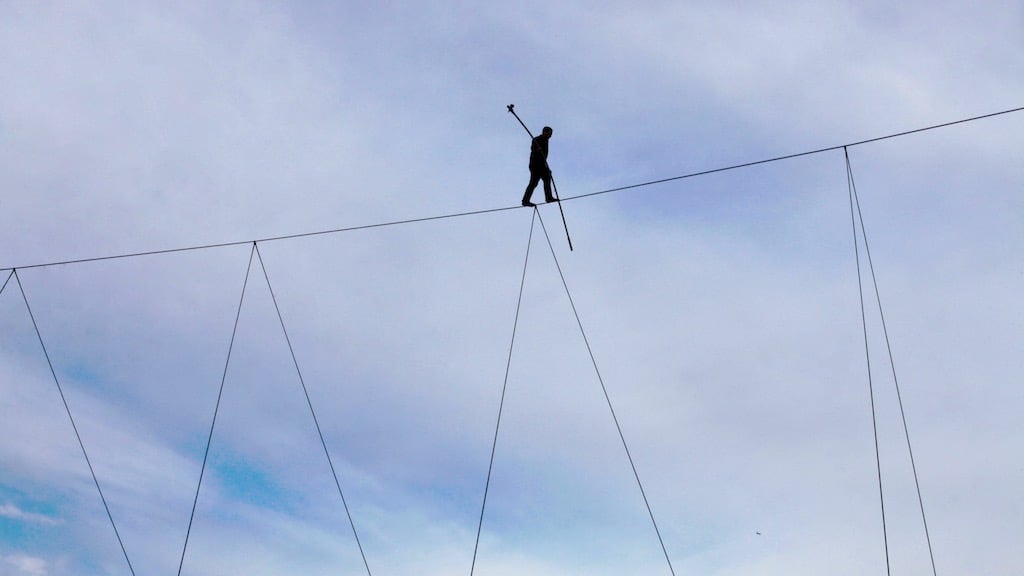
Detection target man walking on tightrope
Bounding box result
[522,126,557,207]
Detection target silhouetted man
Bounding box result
[522,126,556,206]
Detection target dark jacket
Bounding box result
[529,134,550,173]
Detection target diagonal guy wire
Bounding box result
[846,149,938,576]
[470,209,536,576]
[534,211,677,576]
[15,270,136,576]
[253,243,374,576]
[1,269,13,296]
[846,148,892,576]
[177,243,256,576]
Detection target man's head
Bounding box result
[542,126,553,137]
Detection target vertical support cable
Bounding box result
[846,148,892,576]
[535,211,676,576]
[14,270,136,576]
[846,149,938,575]
[253,243,374,576]
[177,243,256,576]
[470,209,536,576]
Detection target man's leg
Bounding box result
[523,171,542,206]
[543,174,556,203]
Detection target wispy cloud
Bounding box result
[0,504,59,527]
[0,553,49,576]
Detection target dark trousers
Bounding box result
[523,169,553,203]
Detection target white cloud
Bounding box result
[0,555,48,576]
[0,505,59,527]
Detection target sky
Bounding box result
[1,1,1022,575]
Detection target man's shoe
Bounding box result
[545,196,558,203]
[522,199,536,207]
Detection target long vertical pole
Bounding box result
[507,104,574,251]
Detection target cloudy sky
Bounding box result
[1,1,1022,575]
